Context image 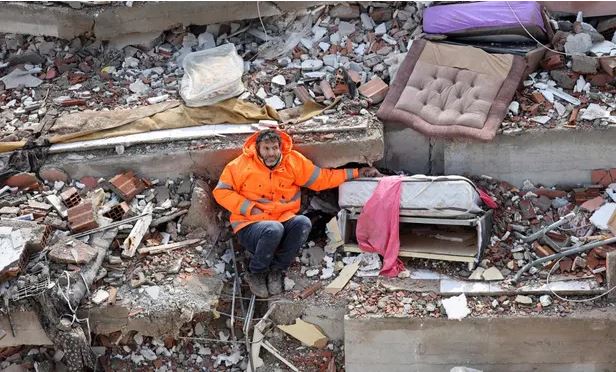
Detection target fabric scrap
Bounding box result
[355,176,405,277]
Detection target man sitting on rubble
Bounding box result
[213,129,381,298]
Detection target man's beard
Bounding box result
[262,154,281,168]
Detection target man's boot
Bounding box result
[244,272,268,298]
[267,270,283,296]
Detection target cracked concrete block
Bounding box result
[0,2,93,39]
[182,179,222,241]
[93,1,300,40]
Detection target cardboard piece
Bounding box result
[277,318,328,349]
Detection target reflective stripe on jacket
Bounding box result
[213,130,359,233]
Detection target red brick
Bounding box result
[5,172,40,190]
[574,187,603,204]
[108,171,146,201]
[559,257,573,273]
[293,86,311,104]
[332,83,349,95]
[104,202,130,221]
[540,54,564,70]
[580,196,605,212]
[320,80,336,100]
[358,77,389,104]
[80,176,98,190]
[531,91,545,104]
[60,187,82,208]
[591,169,608,185]
[67,201,98,233]
[534,188,567,199]
[589,72,614,87]
[519,199,537,220]
[599,57,616,77]
[586,252,600,270]
[347,70,361,85]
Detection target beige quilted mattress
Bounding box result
[377,40,526,141]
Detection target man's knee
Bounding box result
[263,221,285,239]
[291,215,312,230]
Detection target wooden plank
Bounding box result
[137,239,200,255]
[247,306,276,372]
[325,261,360,295]
[122,203,153,258]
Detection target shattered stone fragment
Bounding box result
[48,238,98,265]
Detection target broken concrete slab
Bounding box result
[48,238,98,265]
[345,310,616,371]
[93,1,321,40]
[0,311,53,348]
[572,55,599,74]
[85,273,222,337]
[0,2,93,39]
[481,267,504,281]
[42,120,384,181]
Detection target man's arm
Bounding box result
[213,165,261,216]
[294,152,372,191]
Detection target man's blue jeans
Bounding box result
[237,215,312,274]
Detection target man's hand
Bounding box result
[251,207,263,215]
[359,167,383,177]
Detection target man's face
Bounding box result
[258,139,281,167]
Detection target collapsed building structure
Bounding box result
[0,1,616,371]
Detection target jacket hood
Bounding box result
[243,130,293,158]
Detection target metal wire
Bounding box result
[546,257,616,302]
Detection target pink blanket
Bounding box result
[355,176,405,277]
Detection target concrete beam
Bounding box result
[345,311,616,371]
[93,1,322,40]
[0,2,93,39]
[40,123,384,181]
[378,122,431,175]
[0,1,324,40]
[445,128,616,187]
[377,122,445,175]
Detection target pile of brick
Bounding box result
[502,13,616,134]
[473,172,616,285]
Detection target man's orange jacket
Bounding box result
[213,130,359,233]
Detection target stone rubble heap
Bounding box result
[0,2,425,143]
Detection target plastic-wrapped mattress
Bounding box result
[339,175,483,218]
[423,1,549,42]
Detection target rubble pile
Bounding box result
[0,2,424,143]
[344,283,585,319]
[474,173,616,286]
[503,13,616,133]
[0,170,240,370]
[237,3,424,112]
